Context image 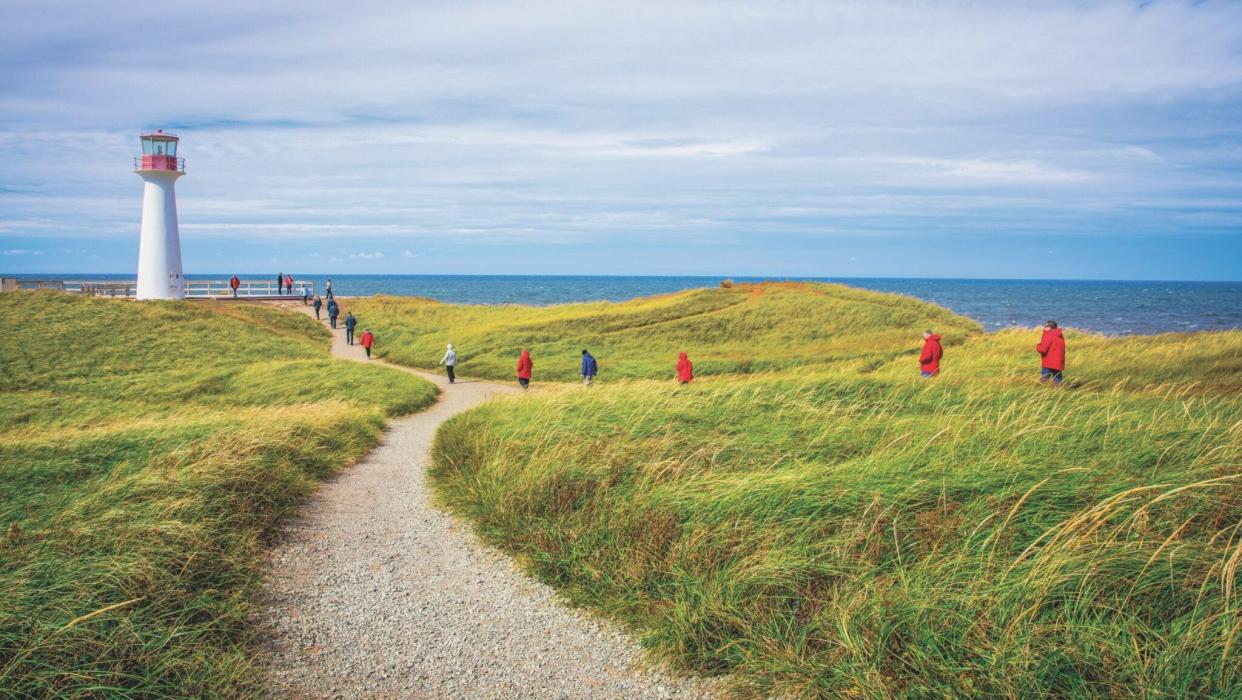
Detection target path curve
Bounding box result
[255,301,717,699]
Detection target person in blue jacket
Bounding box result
[344,311,357,345]
[581,349,598,386]
[327,298,340,329]
[313,295,323,319]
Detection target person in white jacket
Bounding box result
[440,344,457,384]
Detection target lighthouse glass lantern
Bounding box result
[134,130,186,300]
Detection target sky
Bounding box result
[1,0,1241,280]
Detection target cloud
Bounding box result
[400,249,415,258]
[348,251,384,259]
[0,1,1240,277]
[3,248,40,256]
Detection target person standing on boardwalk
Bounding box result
[344,311,357,345]
[313,295,323,319]
[516,349,533,389]
[285,273,294,296]
[440,344,458,384]
[360,329,375,359]
[277,272,284,295]
[325,278,334,300]
[919,330,943,377]
[300,283,310,305]
[229,274,240,298]
[1036,320,1066,385]
[581,349,598,386]
[676,352,693,384]
[327,298,340,329]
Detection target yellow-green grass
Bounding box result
[347,282,983,381]
[0,292,437,697]
[422,284,1242,697]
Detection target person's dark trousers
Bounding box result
[314,308,320,319]
[365,347,371,358]
[231,288,237,298]
[518,378,529,389]
[346,328,354,345]
[446,365,455,384]
[330,316,337,329]
[326,289,334,300]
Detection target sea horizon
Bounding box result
[7,273,1241,337]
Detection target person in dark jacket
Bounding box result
[313,295,323,319]
[1036,320,1066,384]
[516,349,533,389]
[676,352,693,384]
[919,330,943,377]
[360,330,375,358]
[327,299,340,329]
[581,349,598,386]
[229,274,240,298]
[344,311,357,345]
[277,272,284,295]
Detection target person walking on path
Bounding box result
[327,298,340,329]
[285,273,295,296]
[516,349,533,390]
[300,283,310,305]
[344,311,357,345]
[1036,320,1066,385]
[277,272,284,295]
[230,274,240,299]
[676,352,694,384]
[440,344,458,384]
[919,330,943,377]
[313,295,323,320]
[360,329,375,359]
[325,278,334,300]
[581,349,598,386]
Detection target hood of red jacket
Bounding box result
[677,352,688,361]
[927,334,941,342]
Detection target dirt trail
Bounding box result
[255,301,716,698]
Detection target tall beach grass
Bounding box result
[0,292,437,697]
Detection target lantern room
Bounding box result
[134,130,184,173]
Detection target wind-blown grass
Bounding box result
[0,292,437,697]
[348,282,982,381]
[419,283,1242,697]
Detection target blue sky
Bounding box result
[2,1,1241,279]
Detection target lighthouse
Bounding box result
[134,130,185,300]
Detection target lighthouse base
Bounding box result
[135,171,184,300]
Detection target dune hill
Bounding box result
[409,283,1242,697]
[0,292,437,696]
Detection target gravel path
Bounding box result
[254,302,719,699]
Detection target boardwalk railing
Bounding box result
[4,279,317,299]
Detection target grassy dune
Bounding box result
[0,292,436,697]
[348,282,982,381]
[415,283,1242,697]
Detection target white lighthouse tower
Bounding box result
[134,130,186,300]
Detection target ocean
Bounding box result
[10,274,1242,336]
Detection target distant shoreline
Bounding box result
[5,274,1241,336]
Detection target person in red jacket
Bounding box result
[919,330,943,377]
[1036,320,1066,384]
[284,273,294,295]
[229,274,240,298]
[516,348,533,389]
[676,352,694,384]
[360,330,375,359]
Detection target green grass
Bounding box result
[0,292,437,698]
[348,282,982,381]
[413,283,1242,697]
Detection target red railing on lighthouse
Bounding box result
[134,155,185,172]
